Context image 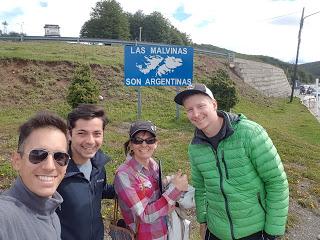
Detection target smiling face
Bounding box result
[130,131,157,164]
[69,118,104,165]
[12,127,68,198]
[183,93,220,136]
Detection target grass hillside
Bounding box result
[0,41,319,239]
[300,61,320,79]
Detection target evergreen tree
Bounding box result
[80,0,130,40]
[168,26,191,45]
[67,64,100,108]
[127,10,145,41]
[207,69,238,111]
[142,11,170,43]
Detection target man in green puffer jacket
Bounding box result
[174,84,289,240]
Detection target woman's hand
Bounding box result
[162,175,173,186]
[172,169,188,192]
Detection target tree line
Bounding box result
[80,0,191,46]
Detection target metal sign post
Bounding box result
[175,86,180,120]
[137,87,142,119]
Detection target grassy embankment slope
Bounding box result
[0,41,319,238]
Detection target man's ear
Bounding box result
[67,129,72,142]
[212,99,218,111]
[11,152,22,171]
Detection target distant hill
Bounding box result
[193,43,232,55]
[193,43,315,84]
[300,61,320,79]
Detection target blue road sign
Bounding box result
[124,45,193,86]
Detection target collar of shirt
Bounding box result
[126,156,159,175]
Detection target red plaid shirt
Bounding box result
[114,157,182,240]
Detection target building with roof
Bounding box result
[44,24,60,37]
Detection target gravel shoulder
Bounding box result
[285,199,320,240]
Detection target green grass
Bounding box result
[0,41,123,66]
[0,41,319,238]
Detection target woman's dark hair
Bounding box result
[67,104,108,130]
[123,139,132,156]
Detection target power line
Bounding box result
[261,11,299,22]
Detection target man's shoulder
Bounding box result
[0,195,25,217]
[93,150,111,165]
[0,194,15,204]
[0,195,40,240]
[235,115,263,131]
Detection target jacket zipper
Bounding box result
[89,180,94,240]
[221,150,229,179]
[214,150,235,240]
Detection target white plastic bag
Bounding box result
[167,185,195,240]
[167,208,191,240]
[178,185,195,209]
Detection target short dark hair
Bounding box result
[67,104,108,130]
[18,111,67,152]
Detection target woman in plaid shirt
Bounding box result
[114,120,188,240]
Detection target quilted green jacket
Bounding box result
[189,112,289,239]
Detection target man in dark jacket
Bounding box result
[56,104,115,240]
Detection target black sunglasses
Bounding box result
[26,149,70,166]
[131,137,157,145]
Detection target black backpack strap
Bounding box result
[158,159,163,195]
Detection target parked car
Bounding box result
[306,86,315,95]
[299,85,306,95]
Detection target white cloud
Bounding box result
[1,0,319,62]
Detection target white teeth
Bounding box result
[83,147,95,151]
[38,176,55,182]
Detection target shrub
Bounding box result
[207,69,238,111]
[67,64,100,108]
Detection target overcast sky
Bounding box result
[1,0,319,63]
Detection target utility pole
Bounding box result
[20,22,24,35]
[289,8,304,103]
[290,8,320,103]
[18,22,24,41]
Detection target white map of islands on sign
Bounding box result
[136,55,183,77]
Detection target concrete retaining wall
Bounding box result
[234,59,291,97]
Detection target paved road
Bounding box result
[296,92,320,122]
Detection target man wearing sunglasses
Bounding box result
[0,112,69,240]
[56,104,115,240]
